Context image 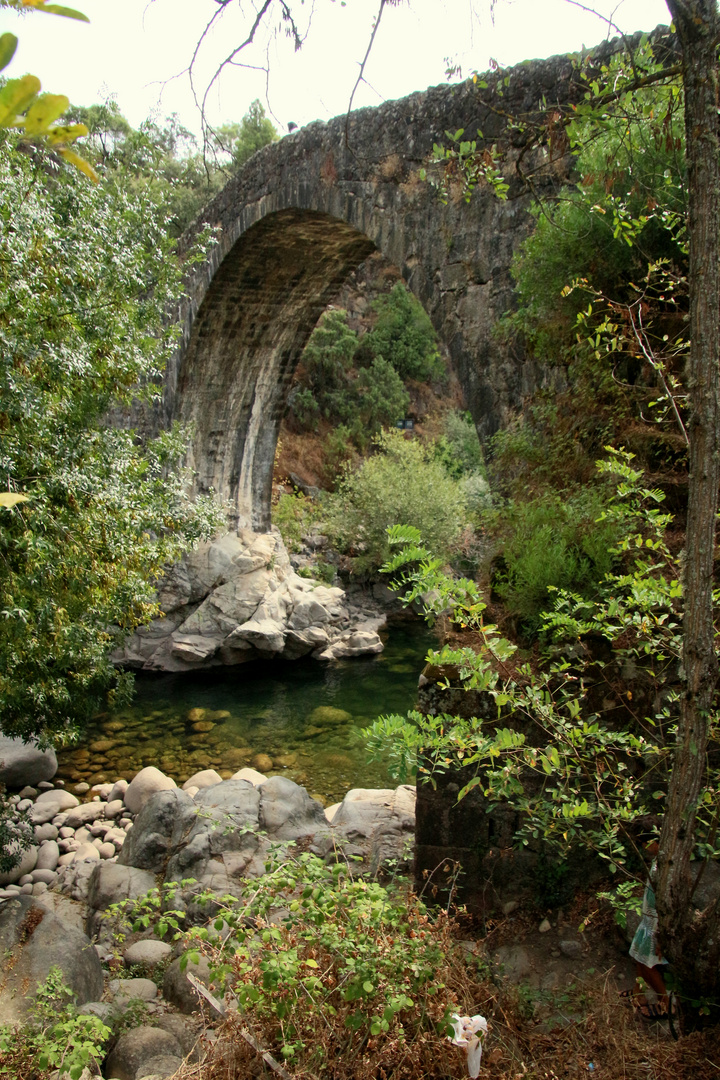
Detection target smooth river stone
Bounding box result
[89,740,116,753]
[192,721,215,733]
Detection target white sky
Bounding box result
[2,0,671,137]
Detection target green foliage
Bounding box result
[367,453,720,885]
[65,98,277,237]
[0,135,222,744]
[271,491,322,553]
[485,485,625,635]
[214,99,278,168]
[291,309,409,447]
[179,849,471,1077]
[326,431,467,574]
[0,1,97,181]
[359,282,445,382]
[355,356,409,440]
[0,793,31,873]
[0,966,111,1079]
[434,411,485,480]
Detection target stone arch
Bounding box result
[174,208,375,530]
[168,49,582,528]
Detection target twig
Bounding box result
[186,972,293,1080]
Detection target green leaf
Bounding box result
[36,3,90,21]
[363,980,374,993]
[0,492,29,508]
[0,33,18,72]
[24,93,70,134]
[0,75,42,126]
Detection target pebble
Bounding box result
[37,781,54,791]
[110,977,158,1002]
[539,919,552,934]
[16,799,33,812]
[34,823,59,842]
[30,868,57,885]
[74,782,90,794]
[59,827,75,838]
[98,842,116,859]
[19,786,38,799]
[19,883,33,895]
[104,799,124,820]
[31,882,47,896]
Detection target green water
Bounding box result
[56,622,437,804]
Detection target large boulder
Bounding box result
[86,862,157,912]
[258,775,328,841]
[0,844,37,886]
[124,767,177,815]
[164,780,261,882]
[114,530,384,671]
[162,955,215,1015]
[104,1026,184,1080]
[0,735,57,788]
[0,896,103,1021]
[331,786,417,874]
[118,789,197,873]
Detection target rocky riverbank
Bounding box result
[0,755,416,1079]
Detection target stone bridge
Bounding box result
[162,47,592,529]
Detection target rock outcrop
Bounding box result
[115,529,385,672]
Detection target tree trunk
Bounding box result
[657,0,720,999]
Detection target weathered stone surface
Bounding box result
[0,896,103,1021]
[0,736,57,788]
[331,786,416,874]
[0,844,37,886]
[124,767,177,815]
[111,977,159,1002]
[135,1054,184,1079]
[182,769,223,791]
[118,789,197,873]
[116,531,379,672]
[258,775,328,840]
[163,954,214,1014]
[86,862,157,912]
[165,780,261,882]
[105,1026,184,1080]
[123,939,173,968]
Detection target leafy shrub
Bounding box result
[355,356,410,440]
[434,410,486,479]
[359,282,445,382]
[0,966,111,1079]
[485,486,625,634]
[181,850,487,1080]
[301,309,358,409]
[271,491,322,553]
[326,431,467,573]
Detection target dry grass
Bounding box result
[170,917,720,1080]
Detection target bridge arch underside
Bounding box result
[174,209,375,530]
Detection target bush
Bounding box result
[181,851,487,1080]
[0,966,111,1079]
[485,486,626,634]
[271,491,322,553]
[326,431,467,573]
[355,356,410,440]
[359,282,445,382]
[434,410,486,480]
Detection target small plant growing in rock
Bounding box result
[0,966,111,1079]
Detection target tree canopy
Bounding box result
[0,134,222,745]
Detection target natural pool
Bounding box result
[55,621,437,805]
